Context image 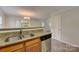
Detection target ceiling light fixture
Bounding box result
[24,16,30,19]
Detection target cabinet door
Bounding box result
[26,43,41,52]
[25,38,41,52]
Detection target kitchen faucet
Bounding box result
[19,29,24,39]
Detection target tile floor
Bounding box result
[51,39,79,52]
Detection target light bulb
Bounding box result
[24,17,30,19]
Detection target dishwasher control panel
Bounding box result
[40,34,52,41]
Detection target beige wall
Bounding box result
[50,7,79,48]
[5,15,42,28]
[0,8,7,28]
[61,8,79,47]
[0,8,43,28]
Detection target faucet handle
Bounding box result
[17,35,24,40]
[5,37,10,42]
[30,33,34,37]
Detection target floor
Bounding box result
[51,39,79,52]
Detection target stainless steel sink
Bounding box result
[4,36,20,42]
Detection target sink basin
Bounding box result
[0,34,34,46]
[24,35,31,38]
[9,37,19,42]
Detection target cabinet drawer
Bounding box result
[0,43,24,52]
[25,38,41,47]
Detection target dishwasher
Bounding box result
[40,34,52,52]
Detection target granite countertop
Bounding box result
[0,32,52,48]
[0,27,44,31]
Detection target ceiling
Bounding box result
[0,6,76,20]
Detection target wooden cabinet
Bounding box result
[0,43,24,52]
[26,44,40,52]
[0,38,41,52]
[13,48,25,52]
[25,39,41,52]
